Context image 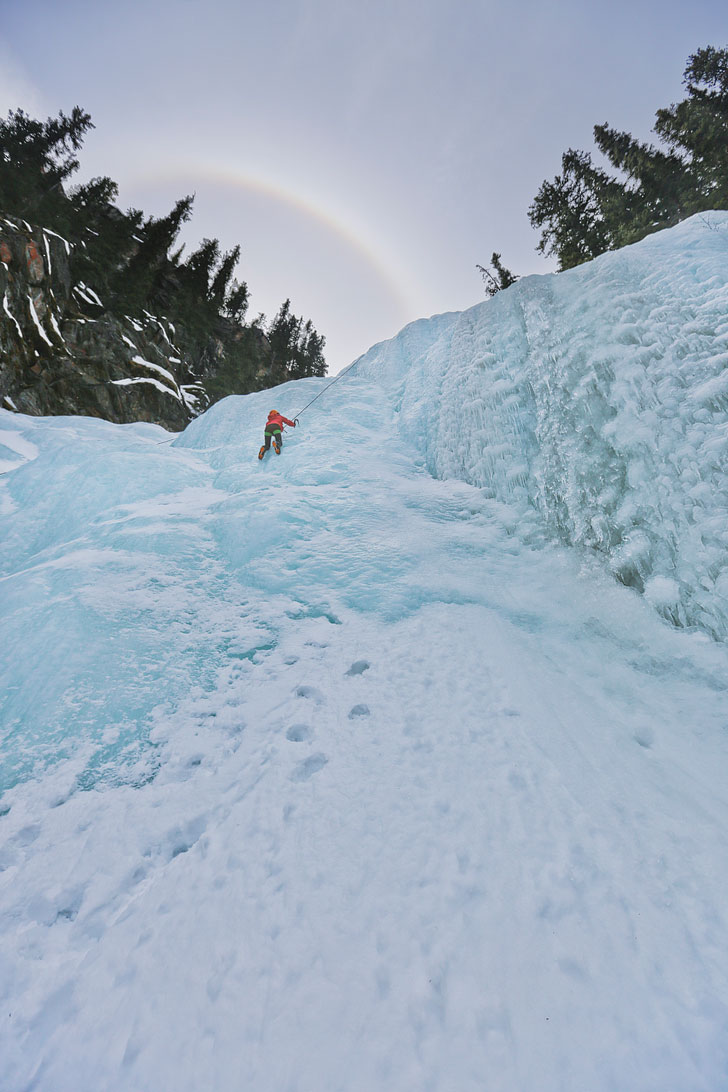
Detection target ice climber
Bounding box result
[258,409,297,459]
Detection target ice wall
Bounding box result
[356,213,728,640]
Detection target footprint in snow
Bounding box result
[13,823,41,847]
[345,660,370,676]
[286,723,313,743]
[348,704,370,719]
[290,754,328,781]
[294,684,325,703]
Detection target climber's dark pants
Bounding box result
[263,426,282,450]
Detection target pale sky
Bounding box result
[1,0,726,371]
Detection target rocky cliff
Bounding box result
[0,214,275,431]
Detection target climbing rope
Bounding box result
[153,357,360,445]
[292,358,359,422]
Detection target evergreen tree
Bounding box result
[654,46,728,210]
[299,321,327,377]
[267,300,327,379]
[267,298,300,369]
[210,245,240,310]
[0,106,93,226]
[183,237,220,298]
[529,150,624,268]
[225,280,250,324]
[592,124,695,244]
[476,252,519,296]
[69,175,119,215]
[529,46,728,270]
[112,196,194,313]
[69,182,144,303]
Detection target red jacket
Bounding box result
[266,411,295,430]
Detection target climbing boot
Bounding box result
[258,445,266,460]
[273,439,281,454]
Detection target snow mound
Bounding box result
[356,212,728,639]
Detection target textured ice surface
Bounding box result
[356,212,728,639]
[2,216,728,1092]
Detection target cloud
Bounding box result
[0,43,46,115]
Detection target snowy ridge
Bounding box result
[356,212,728,639]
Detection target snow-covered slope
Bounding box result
[356,212,728,639]
[2,217,728,1092]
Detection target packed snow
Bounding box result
[41,227,71,255]
[3,291,23,339]
[112,375,182,400]
[130,354,182,392]
[2,215,728,1091]
[28,295,54,347]
[73,282,103,308]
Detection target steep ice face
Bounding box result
[356,212,728,639]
